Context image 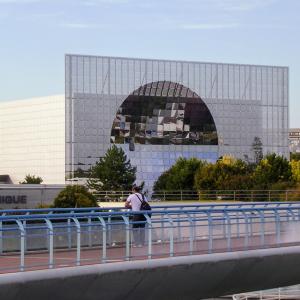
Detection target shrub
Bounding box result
[154,157,205,191]
[253,154,293,189]
[20,174,43,184]
[53,185,97,208]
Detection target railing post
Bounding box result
[187,213,194,255]
[72,217,81,266]
[258,210,265,247]
[285,190,288,202]
[68,210,74,249]
[98,216,107,263]
[144,214,152,259]
[108,210,112,245]
[23,212,30,252]
[121,215,130,261]
[222,211,227,239]
[233,191,236,202]
[177,207,184,241]
[16,220,25,272]
[224,211,231,251]
[88,210,94,248]
[166,215,174,257]
[236,211,240,238]
[274,209,281,245]
[268,191,271,202]
[0,213,6,254]
[207,212,213,253]
[45,219,54,269]
[249,211,253,236]
[180,190,183,201]
[242,212,249,250]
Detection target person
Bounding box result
[125,185,148,247]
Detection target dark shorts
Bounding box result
[132,214,146,228]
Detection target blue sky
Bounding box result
[0,0,299,126]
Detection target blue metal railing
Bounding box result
[1,201,299,216]
[1,204,300,273]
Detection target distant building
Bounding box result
[0,95,65,184]
[289,128,300,153]
[66,55,289,190]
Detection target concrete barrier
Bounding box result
[1,246,300,300]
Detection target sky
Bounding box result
[0,0,299,126]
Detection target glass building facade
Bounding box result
[111,81,218,146]
[65,55,289,190]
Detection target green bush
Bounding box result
[253,153,293,189]
[194,159,253,192]
[20,174,43,184]
[154,157,205,191]
[53,185,97,208]
[291,160,300,182]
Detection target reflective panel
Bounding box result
[111,81,218,145]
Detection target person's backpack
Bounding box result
[135,193,152,216]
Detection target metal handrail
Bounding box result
[1,205,300,221]
[1,201,299,216]
[94,189,300,201]
[1,205,300,273]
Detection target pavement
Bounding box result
[1,233,297,274]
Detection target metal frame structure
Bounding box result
[233,284,300,299]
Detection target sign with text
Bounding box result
[0,195,27,204]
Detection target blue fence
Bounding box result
[1,202,300,273]
[1,201,299,216]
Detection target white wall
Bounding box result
[0,95,65,184]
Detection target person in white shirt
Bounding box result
[125,185,148,247]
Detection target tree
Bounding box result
[87,145,136,191]
[218,154,236,165]
[252,137,263,164]
[73,167,90,178]
[290,152,300,161]
[20,174,43,184]
[153,158,204,191]
[253,153,293,189]
[194,158,253,191]
[53,185,97,208]
[290,159,300,182]
[194,163,218,191]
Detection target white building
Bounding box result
[0,95,65,184]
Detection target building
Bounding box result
[0,55,289,191]
[66,55,289,190]
[0,95,65,184]
[0,184,65,209]
[289,128,300,153]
